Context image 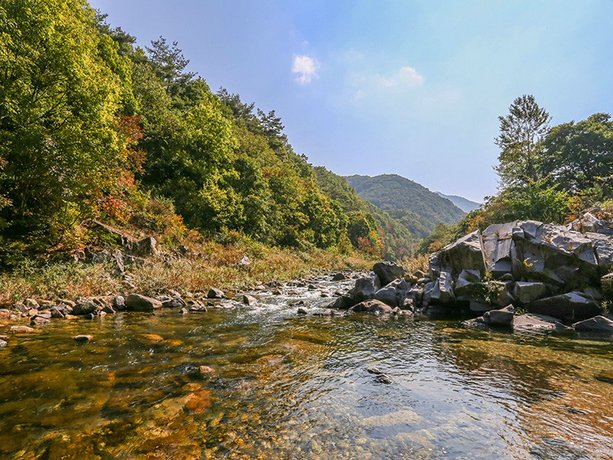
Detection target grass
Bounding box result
[0,239,374,305]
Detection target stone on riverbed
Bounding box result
[513,313,571,333]
[373,261,405,286]
[10,325,35,334]
[482,305,515,328]
[74,335,93,343]
[0,339,7,349]
[350,276,381,304]
[529,291,602,321]
[207,288,225,299]
[241,294,257,306]
[350,299,394,314]
[572,315,613,333]
[125,294,162,311]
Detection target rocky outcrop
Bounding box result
[424,212,611,321]
[373,261,405,286]
[125,294,162,311]
[572,315,613,333]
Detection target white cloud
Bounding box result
[378,66,424,88]
[292,55,318,85]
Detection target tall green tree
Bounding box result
[0,0,131,242]
[540,113,613,196]
[495,95,551,189]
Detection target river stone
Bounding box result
[482,222,517,276]
[332,272,348,281]
[513,281,547,304]
[350,276,381,304]
[572,315,613,333]
[125,294,162,311]
[483,305,514,328]
[10,325,34,334]
[436,230,485,277]
[529,291,602,321]
[374,279,410,307]
[207,288,225,299]
[513,313,571,332]
[429,271,455,305]
[241,294,257,306]
[373,261,405,286]
[74,335,93,343]
[0,339,7,349]
[72,301,99,316]
[350,299,394,314]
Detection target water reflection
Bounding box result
[0,287,611,459]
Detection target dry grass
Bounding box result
[0,241,373,305]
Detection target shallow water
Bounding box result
[0,276,612,459]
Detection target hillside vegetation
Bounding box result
[346,174,466,238]
[0,0,393,267]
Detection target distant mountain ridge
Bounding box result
[345,174,466,239]
[435,192,481,213]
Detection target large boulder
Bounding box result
[374,279,410,307]
[482,221,517,277]
[529,291,602,321]
[373,261,405,286]
[568,212,613,236]
[572,315,613,333]
[587,233,613,273]
[350,276,381,304]
[429,271,455,305]
[513,313,571,333]
[433,231,485,277]
[482,304,514,328]
[350,299,394,314]
[513,281,547,305]
[125,294,162,311]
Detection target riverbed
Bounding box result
[0,275,611,459]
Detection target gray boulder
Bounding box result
[572,315,613,333]
[513,313,571,332]
[207,288,225,299]
[350,299,394,314]
[429,271,455,305]
[529,291,602,321]
[350,276,381,303]
[125,294,162,311]
[373,261,405,286]
[482,221,517,277]
[0,339,7,349]
[513,281,547,305]
[483,305,514,328]
[72,301,99,316]
[568,212,613,235]
[435,230,485,277]
[374,279,410,307]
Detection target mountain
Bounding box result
[346,174,466,239]
[314,167,415,259]
[435,192,481,213]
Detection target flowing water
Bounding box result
[0,275,612,459]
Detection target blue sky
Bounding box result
[90,0,613,202]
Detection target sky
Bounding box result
[90,0,613,202]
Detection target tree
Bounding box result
[540,113,613,196]
[495,95,551,189]
[0,0,130,242]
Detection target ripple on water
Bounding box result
[0,287,611,458]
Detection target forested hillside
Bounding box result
[0,0,388,264]
[346,174,466,238]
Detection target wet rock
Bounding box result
[297,307,308,315]
[350,276,381,304]
[24,298,39,309]
[350,299,394,314]
[162,296,186,308]
[188,301,207,312]
[329,295,354,309]
[271,288,282,296]
[513,281,547,305]
[332,272,348,281]
[112,295,126,311]
[207,288,225,299]
[0,309,11,318]
[241,294,257,306]
[373,261,405,286]
[529,291,602,321]
[483,305,515,328]
[366,367,393,384]
[198,365,216,377]
[429,271,455,305]
[10,325,34,334]
[30,316,50,326]
[125,294,162,311]
[50,306,67,318]
[572,315,613,333]
[72,301,99,316]
[513,313,571,332]
[74,335,93,343]
[0,339,7,349]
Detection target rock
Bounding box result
[568,212,613,235]
[130,236,159,256]
[513,313,571,332]
[72,301,99,316]
[30,316,50,326]
[435,230,485,277]
[297,307,308,315]
[206,289,223,300]
[241,294,257,306]
[198,365,216,377]
[74,335,93,343]
[10,325,34,334]
[238,256,251,266]
[24,298,39,309]
[350,299,394,314]
[572,316,613,333]
[483,305,515,328]
[373,261,405,286]
[162,296,186,308]
[112,295,126,311]
[482,222,517,277]
[331,272,348,281]
[125,294,162,311]
[329,295,354,309]
[0,339,7,349]
[350,276,381,304]
[513,281,547,305]
[188,301,207,312]
[603,273,613,301]
[529,291,602,320]
[429,271,455,305]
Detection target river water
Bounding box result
[0,275,611,459]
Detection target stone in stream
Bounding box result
[10,325,35,334]
[572,315,613,333]
[73,335,93,343]
[24,298,39,309]
[207,288,225,299]
[72,301,99,316]
[241,294,257,306]
[512,314,571,333]
[112,295,126,311]
[350,299,393,315]
[350,276,381,304]
[373,261,405,286]
[297,307,308,315]
[30,316,51,326]
[0,339,7,349]
[366,367,393,384]
[529,291,602,321]
[332,272,348,281]
[482,305,514,328]
[125,294,162,311]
